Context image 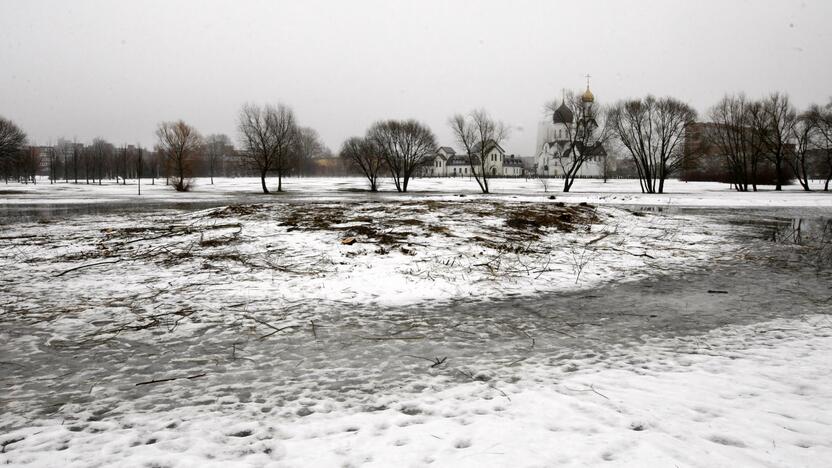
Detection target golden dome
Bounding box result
[581,86,595,103]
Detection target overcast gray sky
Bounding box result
[1,0,830,154]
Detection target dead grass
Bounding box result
[207,204,264,218]
[279,203,416,245]
[199,233,240,248]
[504,204,597,233]
[426,225,452,236]
[275,200,600,248]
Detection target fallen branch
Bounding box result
[537,324,579,339]
[123,223,242,244]
[135,373,207,386]
[360,334,426,341]
[602,247,655,259]
[55,259,122,277]
[403,355,447,368]
[586,232,612,245]
[0,234,39,240]
[243,314,296,340]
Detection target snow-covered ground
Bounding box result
[2,176,832,209]
[2,296,831,467]
[1,179,831,467]
[0,200,755,307]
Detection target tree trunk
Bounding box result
[563,174,573,192]
[774,159,783,191]
[799,160,811,191]
[260,170,269,194]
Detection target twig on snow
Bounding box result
[55,259,122,277]
[135,373,207,386]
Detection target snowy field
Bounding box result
[1,178,831,467]
[2,176,832,209]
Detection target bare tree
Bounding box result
[19,146,40,184]
[609,96,697,193]
[136,146,143,195]
[0,116,27,183]
[120,145,129,185]
[156,120,202,192]
[340,136,385,191]
[707,94,762,191]
[448,109,509,194]
[805,101,832,191]
[789,111,815,191]
[294,127,331,176]
[89,138,113,185]
[72,140,80,184]
[751,93,797,191]
[46,143,56,184]
[543,91,612,192]
[146,148,160,185]
[237,103,298,194]
[368,119,436,192]
[54,139,73,184]
[204,134,231,185]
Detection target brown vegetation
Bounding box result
[505,204,597,233]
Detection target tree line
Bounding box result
[538,91,832,194]
[340,91,830,195]
[704,93,832,192]
[0,109,333,190]
[3,92,832,194]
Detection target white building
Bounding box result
[423,146,455,177]
[535,85,607,177]
[424,143,525,177]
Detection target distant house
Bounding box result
[475,140,521,177]
[423,146,455,177]
[503,155,525,177]
[422,142,524,178]
[446,153,479,177]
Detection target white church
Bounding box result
[535,82,607,177]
